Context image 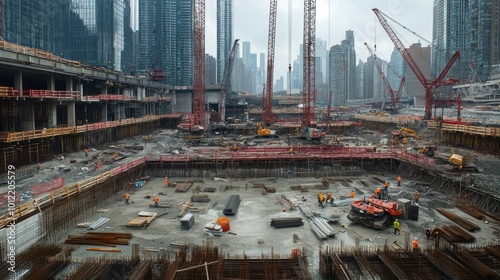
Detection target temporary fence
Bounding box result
[31,178,65,196]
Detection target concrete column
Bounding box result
[77,83,84,99]
[47,74,55,90]
[67,102,76,126]
[101,105,108,122]
[49,103,57,127]
[14,71,23,96]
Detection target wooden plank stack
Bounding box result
[65,232,132,247]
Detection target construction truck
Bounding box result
[256,123,277,138]
[347,196,403,230]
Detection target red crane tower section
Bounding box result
[302,0,316,127]
[193,0,206,127]
[263,0,277,125]
[219,39,239,123]
[373,8,460,120]
[364,42,406,111]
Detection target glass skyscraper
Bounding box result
[433,0,498,81]
[217,0,233,84]
[54,0,133,73]
[2,0,56,52]
[139,0,193,86]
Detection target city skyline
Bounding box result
[204,1,433,84]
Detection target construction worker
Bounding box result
[36,162,40,172]
[233,145,237,151]
[414,191,420,203]
[326,193,332,205]
[289,148,293,154]
[384,181,389,188]
[164,177,169,187]
[397,175,402,186]
[125,193,130,204]
[350,191,355,198]
[84,148,88,157]
[412,238,419,252]
[318,193,325,208]
[393,219,401,235]
[154,195,159,207]
[375,188,381,199]
[425,228,432,239]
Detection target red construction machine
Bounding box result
[347,196,403,230]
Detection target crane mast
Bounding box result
[262,0,277,125]
[364,42,405,110]
[373,8,460,120]
[193,0,206,126]
[219,39,239,123]
[302,0,316,127]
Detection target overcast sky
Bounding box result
[205,0,434,82]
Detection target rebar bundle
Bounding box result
[436,208,481,232]
[191,194,210,202]
[270,217,304,228]
[223,195,240,216]
[436,224,476,243]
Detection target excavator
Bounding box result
[347,195,403,230]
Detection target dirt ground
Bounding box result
[2,117,500,277]
[64,171,500,276]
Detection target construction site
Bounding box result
[1,2,500,280]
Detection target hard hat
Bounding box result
[415,238,418,240]
[395,219,398,221]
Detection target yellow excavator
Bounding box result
[257,123,271,137]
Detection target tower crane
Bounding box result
[364,42,406,112]
[373,8,460,120]
[262,0,277,125]
[301,0,320,141]
[218,39,239,123]
[193,0,206,127]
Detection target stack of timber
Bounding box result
[178,201,199,217]
[65,232,132,247]
[191,194,210,202]
[290,185,310,192]
[175,182,193,192]
[223,195,241,216]
[270,217,304,228]
[126,212,157,228]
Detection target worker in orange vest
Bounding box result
[125,193,130,204]
[36,162,41,172]
[350,191,355,198]
[414,191,420,203]
[412,238,419,252]
[164,177,169,187]
[154,195,159,207]
[84,148,88,157]
[384,181,389,188]
[397,175,402,186]
[375,188,381,199]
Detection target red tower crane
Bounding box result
[219,39,239,123]
[364,42,406,111]
[300,0,320,141]
[373,8,460,120]
[262,0,277,125]
[302,0,316,128]
[193,0,206,127]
